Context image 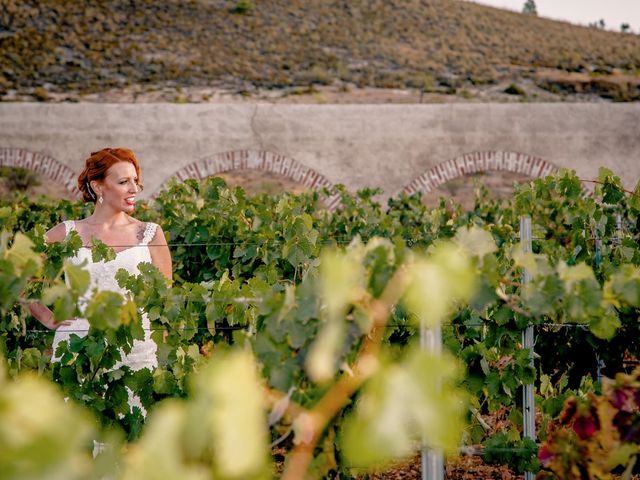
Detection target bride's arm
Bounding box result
[24,302,63,330]
[149,225,173,283]
[24,223,68,330]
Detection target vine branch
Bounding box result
[581,179,639,199]
[281,266,409,480]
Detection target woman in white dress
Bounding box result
[28,147,172,411]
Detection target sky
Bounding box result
[467,0,640,32]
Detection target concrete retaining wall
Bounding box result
[1,103,638,201]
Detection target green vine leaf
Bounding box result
[91,237,117,263]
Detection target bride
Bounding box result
[28,147,172,410]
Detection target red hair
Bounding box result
[77,148,143,202]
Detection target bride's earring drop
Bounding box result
[98,195,103,204]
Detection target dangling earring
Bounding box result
[98,196,103,204]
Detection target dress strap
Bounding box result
[63,220,76,238]
[141,222,158,246]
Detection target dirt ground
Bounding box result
[273,450,640,479]
[355,454,640,480]
[272,450,524,479]
[366,454,518,480]
[5,79,609,105]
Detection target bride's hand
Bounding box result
[19,299,71,330]
[54,320,74,328]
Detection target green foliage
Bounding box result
[504,83,526,96]
[0,166,41,191]
[124,349,271,480]
[230,0,252,15]
[147,178,322,283]
[1,169,640,476]
[341,351,466,467]
[0,356,97,480]
[0,349,270,480]
[91,237,117,263]
[483,433,539,473]
[522,0,538,15]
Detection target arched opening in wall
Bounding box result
[214,169,311,196]
[403,151,559,210]
[421,170,536,210]
[0,148,80,200]
[159,150,340,209]
[0,166,76,200]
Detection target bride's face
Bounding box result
[94,161,140,213]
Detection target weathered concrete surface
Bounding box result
[0,103,638,200]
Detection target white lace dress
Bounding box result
[52,220,159,411]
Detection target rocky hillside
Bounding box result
[1,0,640,102]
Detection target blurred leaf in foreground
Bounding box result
[404,243,476,327]
[123,350,270,480]
[0,355,96,480]
[341,348,466,468]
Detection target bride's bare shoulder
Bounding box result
[45,223,68,243]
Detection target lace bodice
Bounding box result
[62,220,158,304]
[53,220,160,376]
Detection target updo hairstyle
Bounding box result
[77,148,143,203]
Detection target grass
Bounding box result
[1,0,639,100]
